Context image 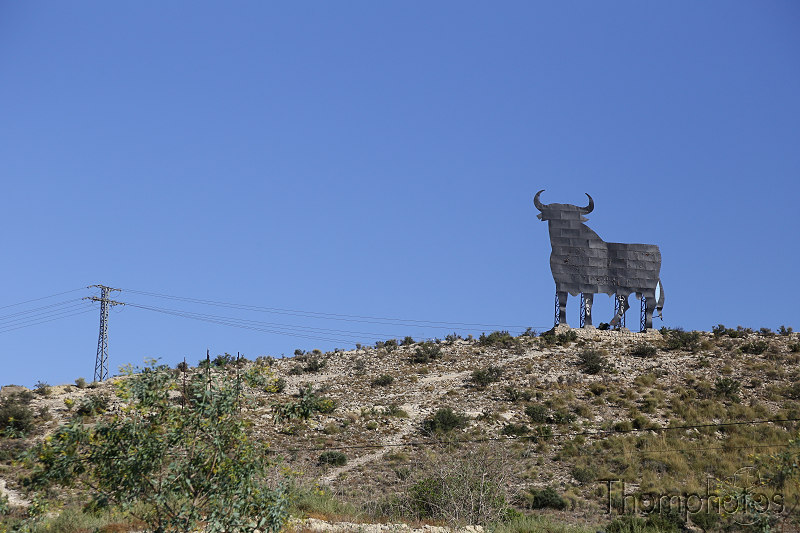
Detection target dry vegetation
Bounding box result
[1,325,799,532]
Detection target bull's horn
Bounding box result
[580,193,594,214]
[533,190,546,211]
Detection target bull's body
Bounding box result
[535,190,663,329]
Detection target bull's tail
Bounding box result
[656,278,664,320]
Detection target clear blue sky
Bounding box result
[2,2,798,387]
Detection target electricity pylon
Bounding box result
[84,285,123,382]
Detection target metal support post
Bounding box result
[579,293,586,328]
[84,285,123,382]
[554,292,560,327]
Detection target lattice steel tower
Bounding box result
[86,285,122,382]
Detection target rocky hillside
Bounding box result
[2,325,799,531]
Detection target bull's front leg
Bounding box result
[557,290,568,326]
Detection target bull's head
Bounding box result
[533,190,594,222]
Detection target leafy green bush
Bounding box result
[661,328,701,351]
[524,486,567,510]
[0,394,35,436]
[403,447,509,525]
[504,386,532,402]
[525,404,549,424]
[712,324,752,338]
[571,464,598,484]
[74,394,109,417]
[469,366,503,388]
[791,342,800,353]
[33,381,51,396]
[778,325,794,336]
[478,331,518,349]
[303,356,328,373]
[579,348,608,374]
[741,340,769,355]
[212,352,235,367]
[24,361,289,533]
[422,408,469,435]
[714,377,741,401]
[371,374,394,387]
[411,342,442,363]
[74,377,87,389]
[244,365,285,392]
[501,423,529,436]
[402,336,415,346]
[272,385,335,422]
[376,339,399,352]
[539,328,578,346]
[318,451,347,466]
[630,343,657,357]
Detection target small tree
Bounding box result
[24,361,289,533]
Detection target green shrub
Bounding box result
[411,342,442,363]
[524,486,567,510]
[504,386,532,402]
[377,339,399,352]
[571,464,598,484]
[0,396,34,436]
[74,394,109,417]
[272,385,335,422]
[74,377,87,389]
[318,451,347,466]
[469,366,503,388]
[525,404,549,423]
[790,342,800,353]
[579,348,608,374]
[212,353,235,367]
[24,361,289,533]
[661,328,701,351]
[741,340,769,355]
[33,381,51,396]
[539,328,578,346]
[371,374,394,387]
[303,356,328,373]
[402,336,415,346]
[501,423,529,436]
[778,325,794,336]
[550,409,576,425]
[630,343,657,357]
[598,322,611,331]
[712,324,752,338]
[422,408,469,435]
[478,331,518,348]
[714,377,741,401]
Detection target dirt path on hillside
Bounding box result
[0,477,30,507]
[319,371,472,485]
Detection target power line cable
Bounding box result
[124,302,422,340]
[0,300,87,323]
[0,288,86,310]
[121,287,542,331]
[0,307,96,334]
[125,303,384,345]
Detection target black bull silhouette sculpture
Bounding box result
[534,190,664,329]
